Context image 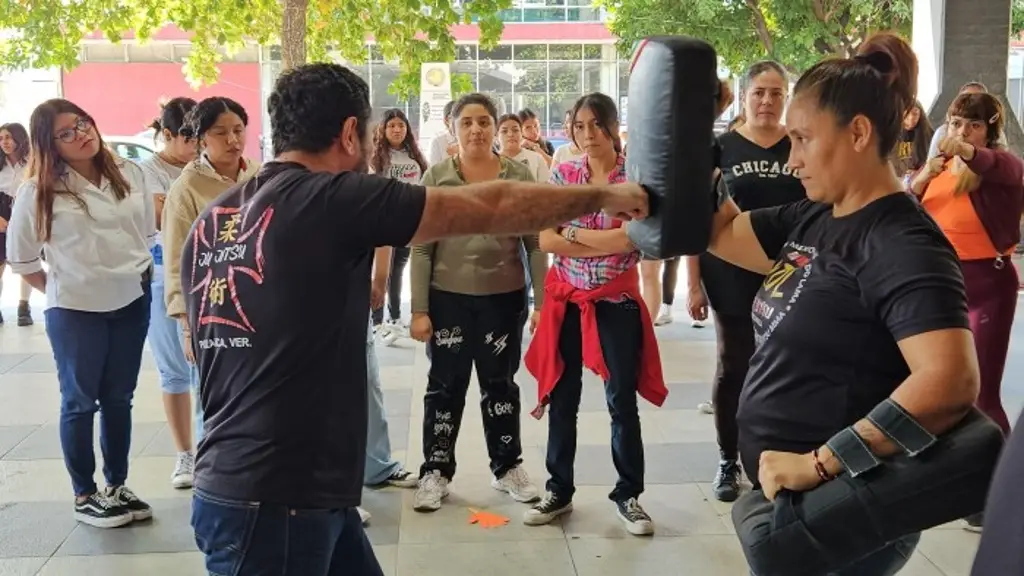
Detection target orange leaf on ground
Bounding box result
[468,508,510,528]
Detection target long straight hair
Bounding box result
[28,99,129,242]
[0,122,30,167]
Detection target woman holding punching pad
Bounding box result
[705,34,978,574]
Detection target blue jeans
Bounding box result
[149,265,203,444]
[545,300,645,503]
[149,266,192,394]
[364,318,400,485]
[192,489,383,576]
[45,287,151,496]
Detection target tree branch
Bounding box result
[743,0,774,56]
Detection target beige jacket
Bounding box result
[162,156,259,318]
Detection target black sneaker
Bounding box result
[712,459,741,502]
[106,486,153,521]
[964,512,983,533]
[615,497,654,535]
[74,493,133,528]
[523,492,573,526]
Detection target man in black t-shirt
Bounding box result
[183,64,648,576]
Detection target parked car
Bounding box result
[105,135,159,162]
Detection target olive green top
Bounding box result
[410,156,548,313]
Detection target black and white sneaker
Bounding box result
[106,486,153,521]
[523,492,573,526]
[615,497,654,536]
[712,459,742,502]
[74,493,133,528]
[386,467,419,489]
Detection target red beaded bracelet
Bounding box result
[812,449,835,482]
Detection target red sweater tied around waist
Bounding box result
[525,265,667,419]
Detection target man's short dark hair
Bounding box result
[268,63,371,156]
[443,100,456,121]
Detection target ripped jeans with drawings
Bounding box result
[419,288,528,481]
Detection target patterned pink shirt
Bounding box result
[550,154,641,290]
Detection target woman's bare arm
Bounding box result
[707,197,775,275]
[572,226,635,254]
[538,229,615,258]
[816,327,979,475]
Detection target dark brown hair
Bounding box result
[742,60,788,92]
[370,108,427,175]
[28,99,129,242]
[0,122,29,166]
[900,101,934,172]
[793,32,918,160]
[571,92,622,154]
[497,113,522,127]
[947,93,1004,148]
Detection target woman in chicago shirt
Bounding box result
[6,99,157,528]
[370,108,429,345]
[686,60,806,504]
[138,97,199,490]
[707,34,979,574]
[524,93,666,536]
[912,94,1023,533]
[408,93,547,513]
[0,121,32,326]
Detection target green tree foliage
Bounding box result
[600,0,1024,75]
[0,0,511,99]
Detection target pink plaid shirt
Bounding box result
[550,154,641,290]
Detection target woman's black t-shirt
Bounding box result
[700,131,806,316]
[735,193,969,482]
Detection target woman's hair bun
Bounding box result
[854,50,895,76]
[856,32,918,113]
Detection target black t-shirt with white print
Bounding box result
[700,131,806,316]
[735,193,969,483]
[182,161,427,508]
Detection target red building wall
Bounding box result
[61,63,263,156]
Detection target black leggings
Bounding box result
[661,258,680,305]
[372,246,410,325]
[712,311,755,461]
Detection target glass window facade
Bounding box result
[297,42,627,146]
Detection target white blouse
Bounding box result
[6,158,158,312]
[0,161,25,198]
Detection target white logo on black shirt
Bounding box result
[732,159,793,179]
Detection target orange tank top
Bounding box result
[921,166,1007,260]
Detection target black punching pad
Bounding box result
[625,36,719,259]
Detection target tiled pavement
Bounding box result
[0,270,1016,575]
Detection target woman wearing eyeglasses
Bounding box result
[5,99,157,528]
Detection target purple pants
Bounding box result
[963,257,1018,433]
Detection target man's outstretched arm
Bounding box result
[407,181,647,246]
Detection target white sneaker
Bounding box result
[697,401,715,415]
[491,465,540,503]
[382,319,406,347]
[690,319,706,328]
[357,506,371,525]
[171,451,195,489]
[654,304,674,326]
[413,470,449,512]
